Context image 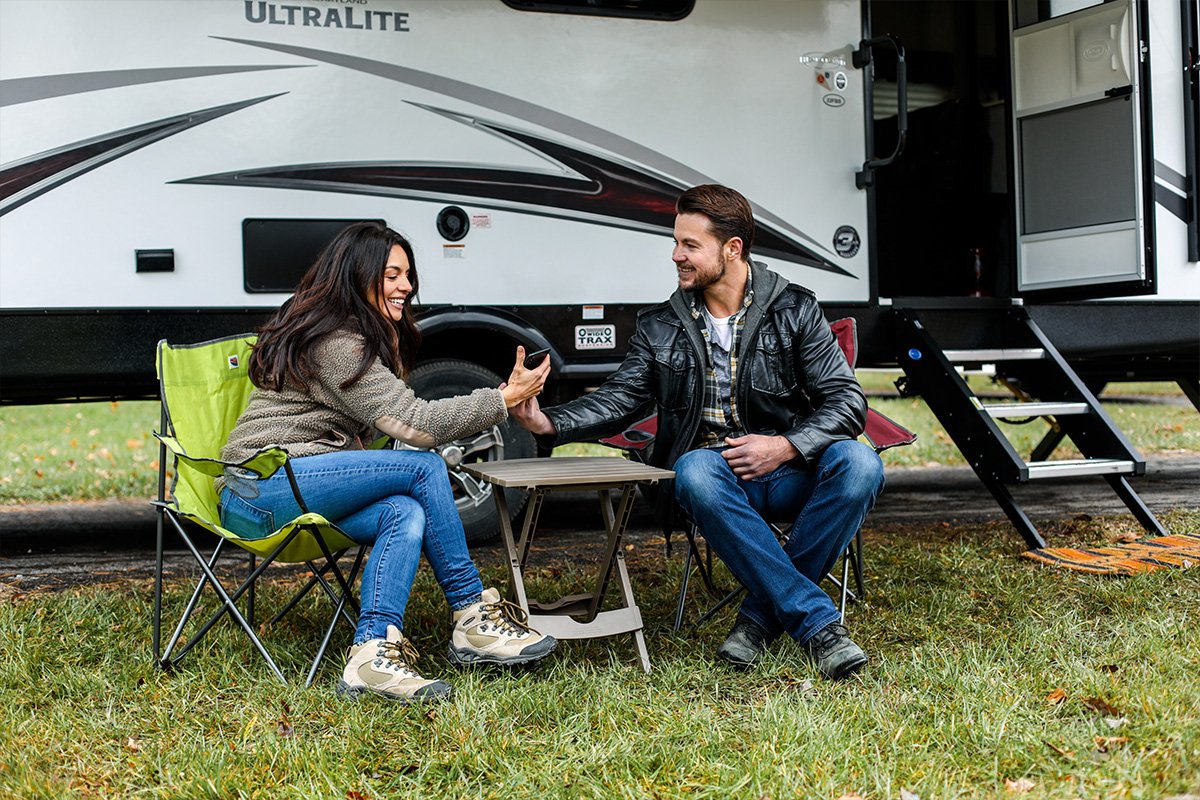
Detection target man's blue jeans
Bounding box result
[674,440,885,644]
[218,449,484,644]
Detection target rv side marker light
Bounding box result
[908,348,922,360]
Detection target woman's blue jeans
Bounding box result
[217,449,483,644]
[674,440,885,645]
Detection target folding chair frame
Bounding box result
[671,523,864,634]
[151,337,365,686]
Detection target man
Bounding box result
[512,184,884,680]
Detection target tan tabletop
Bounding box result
[463,456,674,673]
[463,456,673,488]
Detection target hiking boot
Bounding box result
[336,625,452,703]
[717,615,770,670]
[803,622,868,680]
[448,587,557,667]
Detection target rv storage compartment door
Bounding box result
[1011,0,1153,297]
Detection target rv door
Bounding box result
[1010,0,1155,298]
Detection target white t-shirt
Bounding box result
[704,307,734,352]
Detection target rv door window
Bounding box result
[500,0,693,21]
[1014,0,1114,29]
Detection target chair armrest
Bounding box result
[153,432,289,479]
[863,408,918,453]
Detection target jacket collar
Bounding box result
[668,261,788,356]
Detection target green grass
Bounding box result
[6,377,1193,503]
[0,401,161,504]
[2,510,1199,798]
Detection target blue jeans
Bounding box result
[218,449,483,643]
[674,440,885,644]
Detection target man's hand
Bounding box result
[721,434,797,480]
[508,392,556,436]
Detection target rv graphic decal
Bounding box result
[179,104,846,272]
[0,95,279,216]
[1154,161,1191,224]
[0,64,304,108]
[219,37,842,265]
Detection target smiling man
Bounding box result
[512,184,884,680]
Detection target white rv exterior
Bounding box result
[0,0,870,312]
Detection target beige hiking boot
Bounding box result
[336,625,452,703]
[448,587,557,667]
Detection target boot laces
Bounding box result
[481,597,532,636]
[377,637,421,675]
[807,623,848,658]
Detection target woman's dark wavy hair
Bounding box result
[249,221,421,391]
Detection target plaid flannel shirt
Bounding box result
[689,275,754,449]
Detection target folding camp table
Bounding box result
[462,456,673,673]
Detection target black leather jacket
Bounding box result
[545,263,867,521]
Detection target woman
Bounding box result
[217,221,555,703]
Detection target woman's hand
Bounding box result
[500,346,551,409]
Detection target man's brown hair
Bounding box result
[676,184,755,260]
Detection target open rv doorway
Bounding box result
[868,0,1015,301]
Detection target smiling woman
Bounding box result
[214,220,557,701]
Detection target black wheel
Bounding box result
[404,359,535,546]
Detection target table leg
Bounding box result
[614,546,651,673]
[586,485,637,622]
[492,487,529,611]
[516,488,545,568]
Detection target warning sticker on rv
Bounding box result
[575,325,616,350]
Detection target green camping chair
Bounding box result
[151,334,365,685]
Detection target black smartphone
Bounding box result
[523,347,551,369]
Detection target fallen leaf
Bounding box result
[1004,778,1035,793]
[1081,696,1120,716]
[346,792,367,800]
[1045,688,1067,705]
[1104,716,1129,730]
[1112,531,1140,543]
[900,789,920,800]
[1094,735,1129,752]
[124,736,141,752]
[276,702,294,738]
[1043,740,1075,758]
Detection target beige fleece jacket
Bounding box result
[217,331,506,488]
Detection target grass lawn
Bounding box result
[1,510,1198,798]
[1,380,1196,797]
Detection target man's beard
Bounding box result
[692,252,729,293]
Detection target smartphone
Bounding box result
[523,347,551,369]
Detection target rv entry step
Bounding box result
[893,303,1167,550]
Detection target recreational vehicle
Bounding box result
[2,0,1196,544]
